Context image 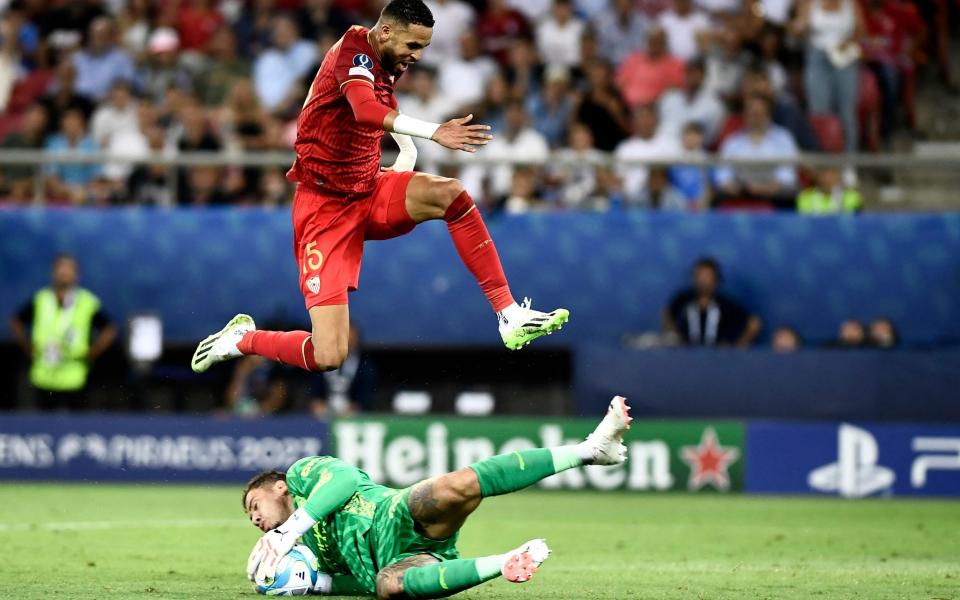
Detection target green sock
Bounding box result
[469,446,584,498]
[401,557,503,599]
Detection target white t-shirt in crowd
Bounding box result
[437,55,498,108]
[614,133,681,202]
[657,10,711,61]
[423,0,475,65]
[536,17,586,69]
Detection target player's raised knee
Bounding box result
[434,468,481,507]
[311,346,346,372]
[433,178,466,219]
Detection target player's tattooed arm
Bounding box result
[408,480,444,525]
[375,554,438,599]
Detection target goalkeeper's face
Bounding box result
[244,480,293,533]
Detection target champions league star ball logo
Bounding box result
[353,54,373,69]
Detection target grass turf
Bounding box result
[0,484,957,599]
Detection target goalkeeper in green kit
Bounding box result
[243,397,631,598]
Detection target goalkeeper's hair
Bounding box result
[382,0,434,28]
[242,470,287,508]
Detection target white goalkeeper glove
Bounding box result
[246,507,316,582]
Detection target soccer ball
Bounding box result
[254,544,320,596]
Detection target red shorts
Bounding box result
[292,170,417,308]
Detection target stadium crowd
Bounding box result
[0,0,952,212]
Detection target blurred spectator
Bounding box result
[663,257,762,347]
[225,355,293,416]
[397,66,457,126]
[0,103,48,202]
[1,1,40,73]
[755,23,789,95]
[703,25,751,103]
[759,0,797,26]
[462,100,548,200]
[526,66,574,148]
[740,66,822,152]
[182,165,226,205]
[868,318,898,349]
[594,0,650,66]
[658,58,726,144]
[259,168,292,207]
[616,28,686,109]
[72,17,136,101]
[309,322,376,417]
[234,0,278,60]
[140,27,194,106]
[696,0,744,18]
[438,32,498,112]
[790,0,865,152]
[475,72,510,134]
[44,108,104,204]
[253,15,317,112]
[536,0,585,70]
[127,119,176,207]
[636,167,688,210]
[614,104,680,204]
[423,0,475,66]
[8,254,116,411]
[836,319,866,347]
[860,0,914,139]
[668,122,710,210]
[550,122,605,209]
[195,27,250,107]
[503,38,543,100]
[42,60,95,131]
[714,94,799,208]
[575,0,614,21]
[296,0,352,42]
[102,101,154,186]
[475,0,531,67]
[507,0,552,24]
[90,79,138,147]
[657,0,711,62]
[41,1,105,55]
[772,326,802,352]
[115,0,152,57]
[796,167,862,214]
[174,0,225,55]
[503,166,542,214]
[575,60,630,152]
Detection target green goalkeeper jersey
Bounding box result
[284,455,461,595]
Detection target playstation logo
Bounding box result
[808,424,895,498]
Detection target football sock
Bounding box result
[237,330,317,372]
[445,191,515,313]
[469,447,586,497]
[313,573,370,595]
[401,557,503,598]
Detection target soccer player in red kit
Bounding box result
[191,0,568,375]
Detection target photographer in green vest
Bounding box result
[9,254,116,410]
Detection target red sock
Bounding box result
[237,330,318,372]
[445,191,515,312]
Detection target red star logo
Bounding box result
[680,427,740,491]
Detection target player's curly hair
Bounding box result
[382,0,435,28]
[242,470,286,508]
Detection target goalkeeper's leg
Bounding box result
[375,539,551,599]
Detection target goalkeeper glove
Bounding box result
[246,507,316,582]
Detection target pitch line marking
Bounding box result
[0,518,245,532]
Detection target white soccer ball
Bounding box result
[254,544,320,596]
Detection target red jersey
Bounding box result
[287,26,398,196]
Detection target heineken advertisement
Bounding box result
[332,417,744,492]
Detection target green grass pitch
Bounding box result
[1,484,957,599]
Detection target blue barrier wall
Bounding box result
[2,209,959,346]
[575,346,960,420]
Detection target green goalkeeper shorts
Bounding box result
[369,486,461,570]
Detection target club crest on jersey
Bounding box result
[353,53,373,69]
[306,276,321,295]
